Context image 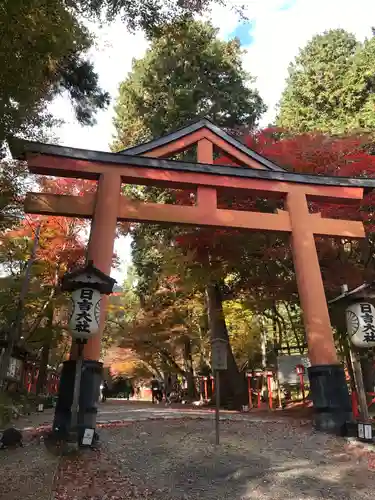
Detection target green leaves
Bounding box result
[0,160,28,229]
[66,1,227,37]
[0,0,109,147]
[277,29,375,134]
[111,17,265,151]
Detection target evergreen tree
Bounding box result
[277,29,375,134]
[112,16,265,150]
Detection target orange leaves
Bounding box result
[179,128,375,300]
[5,176,93,284]
[9,216,86,274]
[103,347,139,378]
[36,176,96,196]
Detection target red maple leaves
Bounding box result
[175,129,375,298]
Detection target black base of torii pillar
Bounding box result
[308,365,353,433]
[52,360,103,440]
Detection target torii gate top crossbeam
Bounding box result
[10,137,375,193]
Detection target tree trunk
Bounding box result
[183,336,197,399]
[36,307,54,396]
[272,306,278,345]
[36,341,51,395]
[284,302,303,354]
[260,320,267,371]
[198,307,210,368]
[259,317,268,398]
[205,283,247,409]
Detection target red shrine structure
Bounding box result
[10,118,375,434]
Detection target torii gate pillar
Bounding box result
[53,173,121,437]
[287,191,352,431]
[287,191,338,365]
[84,172,122,358]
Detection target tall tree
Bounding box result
[111,16,265,150]
[0,0,110,151]
[1,1,242,152]
[277,29,375,134]
[111,17,266,408]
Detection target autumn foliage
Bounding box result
[174,129,375,302]
[4,178,90,283]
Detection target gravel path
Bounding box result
[2,412,375,499]
[0,442,58,500]
[97,419,375,500]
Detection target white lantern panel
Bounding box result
[346,302,375,348]
[69,288,101,339]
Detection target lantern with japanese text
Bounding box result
[69,288,101,340]
[346,302,375,348]
[62,260,116,341]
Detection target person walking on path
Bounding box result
[151,377,161,404]
[164,375,173,405]
[101,380,109,402]
[124,379,133,400]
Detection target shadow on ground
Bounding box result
[100,419,375,500]
[1,415,374,499]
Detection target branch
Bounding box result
[107,319,186,375]
[24,286,56,341]
[283,301,303,354]
[25,261,62,342]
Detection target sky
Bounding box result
[48,0,375,285]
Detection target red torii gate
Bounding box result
[10,118,375,434]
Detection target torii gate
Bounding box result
[10,118,375,434]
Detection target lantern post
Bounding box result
[329,282,375,441]
[346,300,375,427]
[211,338,228,446]
[59,261,116,447]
